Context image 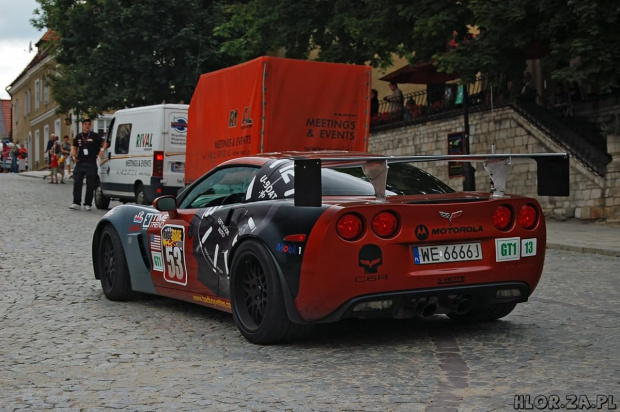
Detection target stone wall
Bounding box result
[369,106,620,222]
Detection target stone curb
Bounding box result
[546,243,620,257]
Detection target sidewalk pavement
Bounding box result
[17,170,620,258]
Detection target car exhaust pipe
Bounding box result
[443,297,472,315]
[455,299,472,315]
[415,301,437,318]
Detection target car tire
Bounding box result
[230,240,301,344]
[98,225,133,301]
[447,302,517,322]
[95,186,111,209]
[135,183,147,205]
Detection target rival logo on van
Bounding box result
[136,133,153,148]
[171,117,188,133]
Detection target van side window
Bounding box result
[115,123,132,154]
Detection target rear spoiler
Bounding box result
[293,153,570,207]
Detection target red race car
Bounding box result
[92,151,569,344]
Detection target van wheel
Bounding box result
[135,183,147,205]
[95,186,111,209]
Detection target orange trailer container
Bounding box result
[186,56,372,183]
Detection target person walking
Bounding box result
[61,135,73,179]
[49,149,59,184]
[69,119,105,211]
[48,136,61,182]
[10,143,20,173]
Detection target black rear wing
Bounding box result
[293,153,570,207]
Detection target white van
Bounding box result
[95,104,189,209]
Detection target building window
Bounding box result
[35,129,40,165]
[25,90,32,115]
[35,80,41,111]
[43,82,50,104]
[96,117,112,137]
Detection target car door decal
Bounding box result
[161,224,188,286]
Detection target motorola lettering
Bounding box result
[431,226,483,235]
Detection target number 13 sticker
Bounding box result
[161,225,188,285]
[521,238,537,257]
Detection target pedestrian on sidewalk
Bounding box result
[61,135,73,179]
[49,150,59,184]
[69,119,105,211]
[10,143,19,173]
[48,137,61,182]
[1,141,9,173]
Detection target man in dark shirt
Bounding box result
[69,119,106,211]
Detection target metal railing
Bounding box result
[372,77,495,128]
[370,77,612,176]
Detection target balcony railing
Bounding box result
[371,77,500,130]
[370,77,612,176]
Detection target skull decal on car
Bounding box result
[358,244,383,274]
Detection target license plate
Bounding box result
[413,242,482,265]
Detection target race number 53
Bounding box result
[161,225,188,285]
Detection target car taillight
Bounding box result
[284,234,307,242]
[492,205,513,230]
[518,204,538,229]
[153,151,164,178]
[336,213,364,241]
[371,211,399,238]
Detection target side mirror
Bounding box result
[154,195,178,218]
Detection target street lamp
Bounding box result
[462,84,476,191]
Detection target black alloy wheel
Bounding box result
[230,241,294,344]
[98,225,133,301]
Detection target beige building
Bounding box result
[6,30,111,171]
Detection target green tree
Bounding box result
[216,0,620,92]
[33,0,239,117]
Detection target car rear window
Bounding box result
[324,163,454,196]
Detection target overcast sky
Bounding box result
[0,0,43,99]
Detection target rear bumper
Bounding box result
[306,281,530,323]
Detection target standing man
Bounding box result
[45,135,55,166]
[69,119,105,211]
[384,82,404,120]
[10,142,20,173]
[60,135,72,183]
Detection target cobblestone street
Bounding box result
[1,173,618,411]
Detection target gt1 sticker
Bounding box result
[521,238,537,257]
[496,237,520,262]
[161,225,188,285]
[151,251,164,272]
